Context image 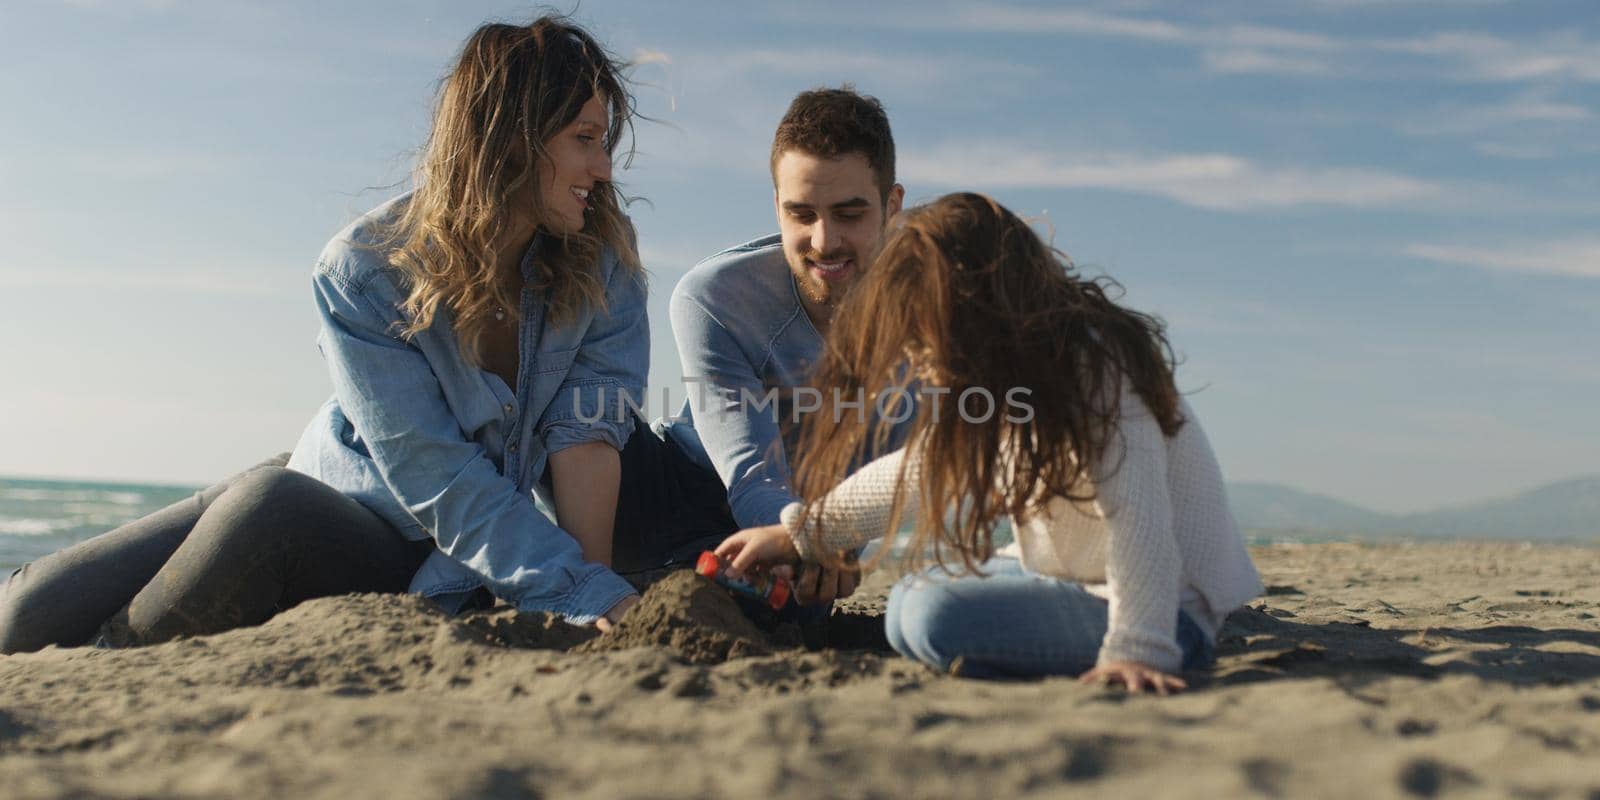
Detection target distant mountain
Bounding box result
[1226,483,1392,534]
[1228,476,1600,541]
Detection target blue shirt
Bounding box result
[664,234,914,529]
[287,195,645,623]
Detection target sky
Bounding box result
[1,0,1596,513]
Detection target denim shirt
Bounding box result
[664,234,914,529]
[286,195,644,624]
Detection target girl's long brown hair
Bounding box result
[382,16,640,362]
[792,192,1185,574]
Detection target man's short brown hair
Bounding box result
[770,86,896,201]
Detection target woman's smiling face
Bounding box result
[538,92,613,235]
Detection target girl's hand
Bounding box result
[775,558,860,606]
[1078,661,1188,695]
[714,524,800,576]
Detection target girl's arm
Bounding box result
[783,444,924,560]
[716,448,921,579]
[1087,384,1186,674]
[716,444,923,574]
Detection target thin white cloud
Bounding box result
[945,7,1191,42]
[1472,141,1555,160]
[941,7,1344,51]
[900,143,1443,211]
[1399,97,1593,136]
[57,0,179,10]
[631,48,672,66]
[0,266,291,295]
[714,47,1037,91]
[908,6,1348,75]
[900,5,1600,84]
[2,148,235,182]
[1201,48,1338,76]
[1471,139,1600,160]
[1302,0,1510,6]
[619,44,1041,168]
[1405,239,1600,278]
[1380,31,1600,83]
[1215,24,1343,53]
[620,44,1044,179]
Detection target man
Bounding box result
[664,87,907,605]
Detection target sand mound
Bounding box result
[8,542,1600,798]
[576,569,779,663]
[453,605,599,652]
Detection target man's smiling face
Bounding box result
[773,150,903,329]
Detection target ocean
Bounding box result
[0,476,201,574]
[0,473,1378,579]
[0,474,1009,576]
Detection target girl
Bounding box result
[716,193,1262,691]
[0,16,726,652]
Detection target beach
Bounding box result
[3,540,1600,799]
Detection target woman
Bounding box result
[717,193,1263,691]
[0,16,727,653]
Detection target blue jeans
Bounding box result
[884,557,1215,679]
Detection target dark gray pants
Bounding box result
[0,455,431,653]
[0,418,737,654]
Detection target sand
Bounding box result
[3,541,1600,798]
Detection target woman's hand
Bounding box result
[714,524,800,576]
[1078,661,1188,695]
[594,594,639,634]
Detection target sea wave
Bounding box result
[58,501,147,517]
[0,487,146,505]
[0,478,200,571]
[0,517,81,536]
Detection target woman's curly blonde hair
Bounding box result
[383,16,640,362]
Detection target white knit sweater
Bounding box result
[780,391,1262,673]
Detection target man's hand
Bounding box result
[714,524,800,575]
[594,594,639,634]
[1078,660,1187,695]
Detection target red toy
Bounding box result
[695,551,791,610]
